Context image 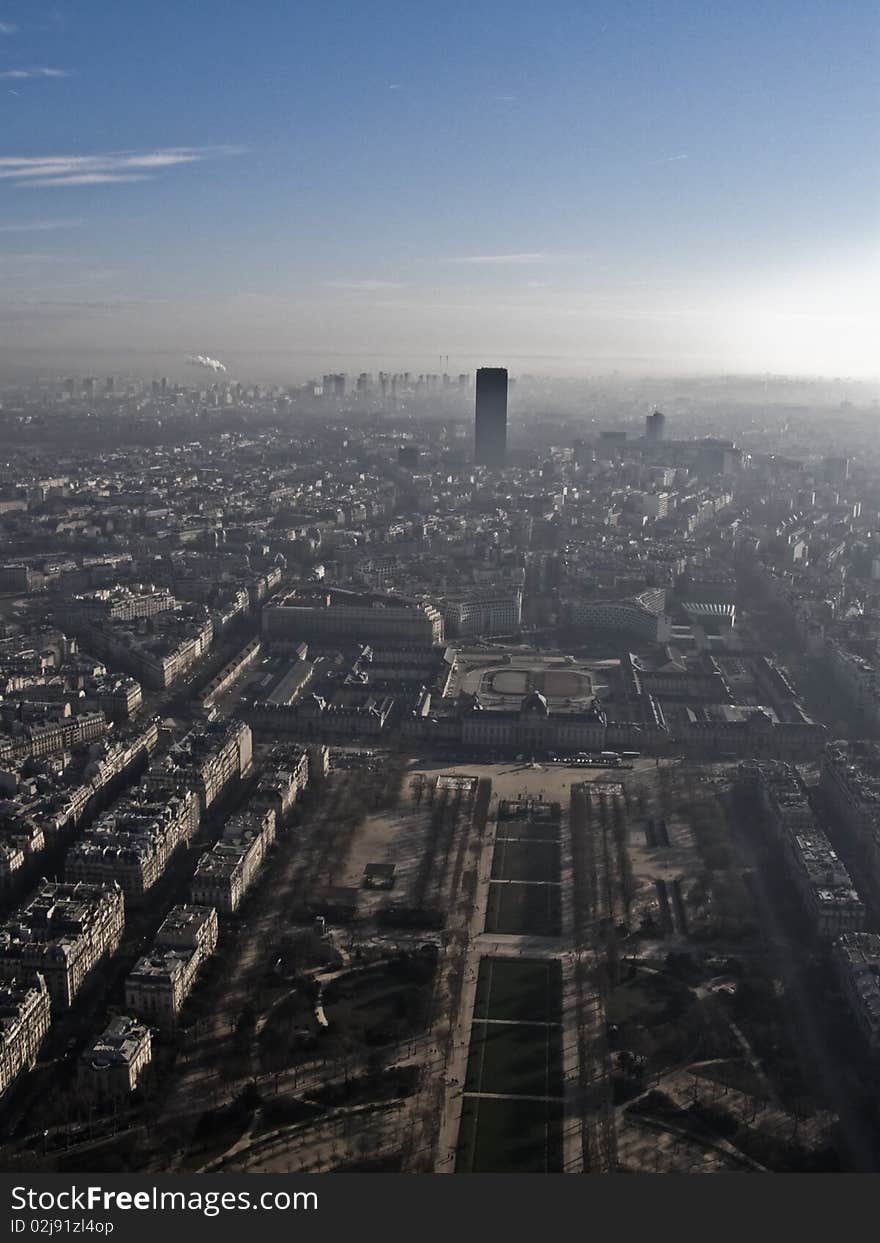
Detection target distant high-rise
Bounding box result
[322,373,346,399]
[475,367,508,467]
[645,410,666,441]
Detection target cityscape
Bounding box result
[0,0,877,1200]
[1,366,880,1175]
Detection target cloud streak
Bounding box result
[0,218,81,232]
[322,279,406,291]
[0,67,69,79]
[449,252,554,265]
[29,174,152,186]
[0,146,241,187]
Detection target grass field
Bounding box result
[457,789,566,1170]
[484,800,562,935]
[455,1096,564,1173]
[456,956,564,1172]
[484,881,562,936]
[496,817,561,841]
[491,838,560,882]
[473,958,562,1024]
[465,1022,563,1096]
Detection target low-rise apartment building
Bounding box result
[190,807,276,915]
[832,933,880,1052]
[79,1015,152,1103]
[124,904,218,1026]
[0,973,51,1098]
[821,740,880,895]
[65,788,200,904]
[0,881,125,1008]
[740,761,865,938]
[144,719,252,814]
[255,744,311,820]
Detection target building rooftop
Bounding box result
[81,1015,150,1069]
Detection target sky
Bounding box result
[0,0,877,381]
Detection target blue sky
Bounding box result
[0,1,877,378]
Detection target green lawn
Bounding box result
[473,958,562,1024]
[495,818,561,841]
[455,1096,564,1173]
[456,953,565,1173]
[465,1021,563,1097]
[491,838,560,882]
[484,881,562,936]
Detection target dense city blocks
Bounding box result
[0,371,879,1179]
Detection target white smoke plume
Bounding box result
[186,353,227,373]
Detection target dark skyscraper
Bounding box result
[645,409,667,441]
[474,367,508,467]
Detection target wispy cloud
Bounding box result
[648,154,688,165]
[449,252,555,265]
[0,252,60,263]
[0,67,69,79]
[0,146,241,188]
[0,21,18,34]
[31,174,152,186]
[0,218,81,232]
[322,279,406,291]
